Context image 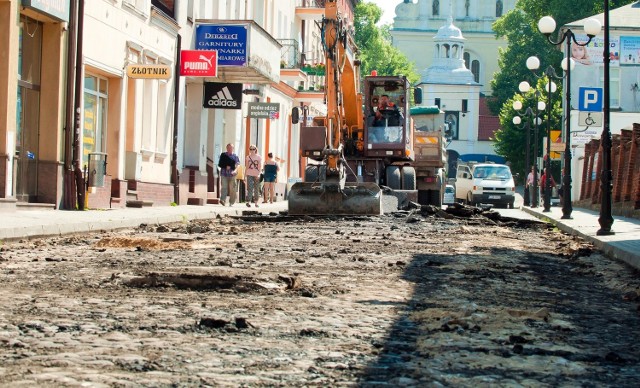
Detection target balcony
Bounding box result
[295,84,325,103]
[278,39,307,82]
[193,20,281,84]
[296,0,325,21]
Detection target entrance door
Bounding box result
[15,16,42,202]
[15,85,40,202]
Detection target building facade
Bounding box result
[563,2,640,207]
[390,0,517,97]
[0,0,348,210]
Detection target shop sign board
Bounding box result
[22,0,70,22]
[126,64,171,79]
[248,102,280,119]
[180,50,218,77]
[195,24,248,66]
[203,82,243,109]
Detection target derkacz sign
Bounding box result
[248,102,281,119]
[22,0,70,22]
[203,82,243,110]
[195,25,248,67]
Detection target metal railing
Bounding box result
[278,39,302,69]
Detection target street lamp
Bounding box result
[526,55,561,213]
[512,81,545,208]
[598,1,615,235]
[537,15,601,219]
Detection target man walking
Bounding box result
[217,143,240,206]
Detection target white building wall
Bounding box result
[84,0,179,185]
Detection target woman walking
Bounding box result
[263,153,279,203]
[244,145,262,207]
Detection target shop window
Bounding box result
[83,75,108,166]
[137,55,172,156]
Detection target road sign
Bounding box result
[578,111,603,127]
[572,132,596,145]
[550,142,566,152]
[578,87,603,112]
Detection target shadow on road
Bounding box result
[357,247,640,386]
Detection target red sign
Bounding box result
[180,50,217,77]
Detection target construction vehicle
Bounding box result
[288,0,447,215]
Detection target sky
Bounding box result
[365,0,398,25]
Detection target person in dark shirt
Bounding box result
[262,152,279,203]
[217,143,240,206]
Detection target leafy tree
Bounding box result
[490,0,635,169]
[354,2,419,84]
[489,0,636,116]
[494,78,562,184]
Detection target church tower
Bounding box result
[416,13,497,172]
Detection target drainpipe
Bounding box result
[171,34,181,204]
[72,0,85,210]
[62,0,78,209]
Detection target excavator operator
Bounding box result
[373,94,401,127]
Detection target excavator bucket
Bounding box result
[288,182,382,216]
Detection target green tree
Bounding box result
[354,2,419,84]
[491,0,635,174]
[494,78,562,184]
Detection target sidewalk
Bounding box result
[522,205,640,270]
[0,201,288,241]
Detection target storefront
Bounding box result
[0,0,69,208]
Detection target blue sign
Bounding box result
[195,25,248,67]
[578,87,603,112]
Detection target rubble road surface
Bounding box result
[0,210,639,388]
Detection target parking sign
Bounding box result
[578,87,603,112]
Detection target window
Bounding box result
[471,60,480,83]
[496,1,503,17]
[600,67,620,108]
[435,98,441,108]
[462,99,468,112]
[123,0,150,17]
[83,75,108,165]
[465,52,481,83]
[445,111,459,140]
[152,0,175,19]
[432,0,439,16]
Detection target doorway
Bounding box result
[15,16,43,202]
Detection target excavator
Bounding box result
[288,0,446,216]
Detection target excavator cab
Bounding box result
[364,77,412,159]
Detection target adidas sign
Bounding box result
[203,82,242,110]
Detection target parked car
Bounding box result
[443,184,455,205]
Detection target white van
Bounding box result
[455,163,516,208]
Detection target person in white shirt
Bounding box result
[244,145,262,207]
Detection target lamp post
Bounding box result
[512,81,545,208]
[526,55,561,213]
[598,0,615,235]
[537,15,601,219]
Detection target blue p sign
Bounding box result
[578,87,603,112]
